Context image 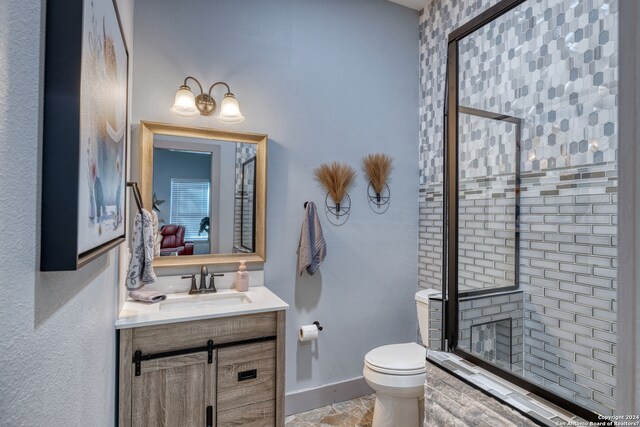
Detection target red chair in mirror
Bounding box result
[159,224,194,256]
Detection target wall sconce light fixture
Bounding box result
[170,76,245,123]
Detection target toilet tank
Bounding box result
[415,289,440,346]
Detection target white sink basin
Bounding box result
[160,292,252,312]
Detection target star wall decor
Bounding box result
[152,193,165,212]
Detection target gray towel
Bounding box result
[150,210,161,257]
[297,202,326,276]
[126,209,157,290]
[128,289,166,303]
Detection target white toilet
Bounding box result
[363,289,438,427]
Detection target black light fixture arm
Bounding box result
[182,76,205,94]
[208,81,232,97]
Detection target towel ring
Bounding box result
[367,182,390,214]
[324,193,351,218]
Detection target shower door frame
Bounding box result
[442,0,604,422]
[456,105,521,299]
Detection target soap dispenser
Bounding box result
[236,260,249,292]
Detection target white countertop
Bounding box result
[116,286,289,329]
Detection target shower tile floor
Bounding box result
[285,394,375,427]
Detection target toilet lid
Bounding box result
[364,343,426,375]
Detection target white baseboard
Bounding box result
[285,377,374,416]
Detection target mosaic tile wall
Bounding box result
[471,318,512,366]
[421,167,618,415]
[425,292,524,373]
[519,162,617,416]
[419,176,517,294]
[418,185,443,292]
[459,292,524,372]
[419,0,618,185]
[458,0,617,177]
[418,0,618,417]
[459,112,518,179]
[419,0,501,186]
[459,175,517,291]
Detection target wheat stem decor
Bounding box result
[362,153,393,202]
[314,161,356,212]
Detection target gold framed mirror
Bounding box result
[139,121,267,268]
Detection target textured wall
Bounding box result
[0,0,134,425]
[131,0,419,399]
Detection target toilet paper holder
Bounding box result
[313,321,324,331]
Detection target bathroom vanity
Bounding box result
[116,287,288,427]
[117,122,286,425]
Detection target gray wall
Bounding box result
[153,149,212,226]
[0,0,135,425]
[154,149,212,254]
[132,0,419,397]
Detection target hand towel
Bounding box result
[297,202,326,276]
[128,289,167,303]
[126,209,157,290]
[150,210,161,257]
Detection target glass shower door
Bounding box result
[456,108,521,374]
[445,0,618,419]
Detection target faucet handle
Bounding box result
[209,273,224,293]
[181,274,198,294]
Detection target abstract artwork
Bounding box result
[77,0,128,254]
[41,0,128,271]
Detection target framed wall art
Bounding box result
[41,0,128,271]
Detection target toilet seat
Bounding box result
[364,342,426,376]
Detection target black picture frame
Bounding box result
[41,0,129,271]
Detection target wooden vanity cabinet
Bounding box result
[118,311,285,427]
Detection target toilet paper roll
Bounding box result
[298,324,319,342]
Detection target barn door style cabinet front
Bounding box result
[118,311,285,427]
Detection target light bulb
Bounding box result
[217,93,245,124]
[170,86,200,118]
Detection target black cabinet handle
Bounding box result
[238,369,257,381]
[206,405,212,427]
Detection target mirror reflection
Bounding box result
[152,134,257,256]
[239,156,256,252]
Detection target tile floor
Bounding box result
[285,395,375,427]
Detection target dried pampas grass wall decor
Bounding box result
[362,153,393,203]
[314,161,356,212]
